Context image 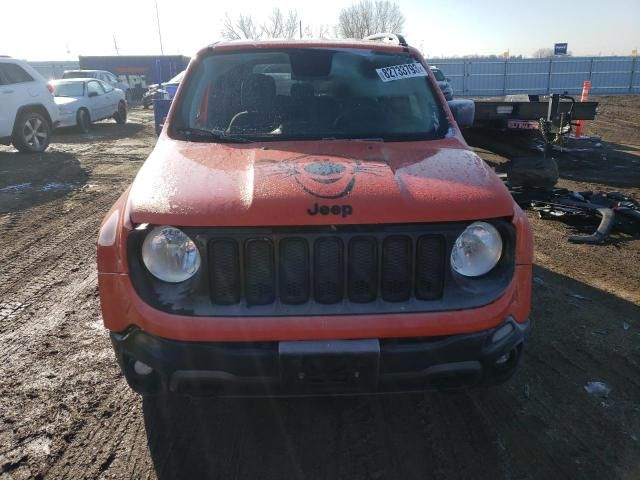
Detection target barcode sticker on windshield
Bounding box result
[376,63,428,82]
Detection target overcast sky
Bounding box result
[2,0,639,60]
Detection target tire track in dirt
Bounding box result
[0,155,148,278]
[0,111,155,479]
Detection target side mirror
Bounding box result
[448,99,475,128]
[88,91,98,98]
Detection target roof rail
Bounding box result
[0,55,11,58]
[363,33,408,47]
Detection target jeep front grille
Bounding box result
[207,233,445,306]
[127,222,515,317]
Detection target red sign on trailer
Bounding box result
[507,120,539,130]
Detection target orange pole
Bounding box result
[574,80,591,137]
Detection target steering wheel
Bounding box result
[225,110,249,133]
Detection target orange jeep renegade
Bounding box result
[97,35,533,397]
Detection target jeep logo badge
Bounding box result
[307,203,353,218]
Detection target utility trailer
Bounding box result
[473,94,598,132]
[468,94,600,190]
[472,94,599,153]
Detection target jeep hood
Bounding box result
[128,138,514,226]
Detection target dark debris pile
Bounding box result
[510,187,640,244]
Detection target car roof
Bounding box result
[200,38,417,56]
[0,56,24,63]
[52,78,92,83]
[64,70,117,76]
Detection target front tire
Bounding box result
[12,111,51,153]
[76,109,90,133]
[114,102,127,124]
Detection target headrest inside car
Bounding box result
[241,74,276,110]
[291,82,314,98]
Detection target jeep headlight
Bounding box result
[450,222,503,277]
[141,226,201,282]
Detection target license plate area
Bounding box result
[279,340,380,393]
[507,119,539,130]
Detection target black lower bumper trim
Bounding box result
[111,318,529,397]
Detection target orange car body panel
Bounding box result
[97,39,533,342]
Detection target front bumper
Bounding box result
[55,112,77,129]
[111,317,529,397]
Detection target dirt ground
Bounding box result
[0,98,638,480]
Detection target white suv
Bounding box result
[0,57,60,153]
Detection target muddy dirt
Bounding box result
[1,100,639,480]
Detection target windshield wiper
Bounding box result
[175,127,255,143]
[321,136,385,142]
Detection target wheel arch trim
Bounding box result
[13,104,53,130]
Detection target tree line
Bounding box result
[221,1,573,59]
[221,0,404,41]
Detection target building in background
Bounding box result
[78,55,190,100]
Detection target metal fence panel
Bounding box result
[591,57,635,94]
[506,59,549,94]
[426,56,639,96]
[634,58,640,94]
[466,60,507,95]
[548,58,591,94]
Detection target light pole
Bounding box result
[154,0,164,56]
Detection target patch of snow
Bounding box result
[584,381,611,398]
[40,182,72,191]
[567,292,591,301]
[0,183,32,193]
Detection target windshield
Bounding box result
[52,82,84,97]
[173,48,448,141]
[431,68,446,81]
[63,71,96,79]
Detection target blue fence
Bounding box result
[428,56,640,96]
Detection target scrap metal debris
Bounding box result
[532,135,603,155]
[510,187,640,244]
